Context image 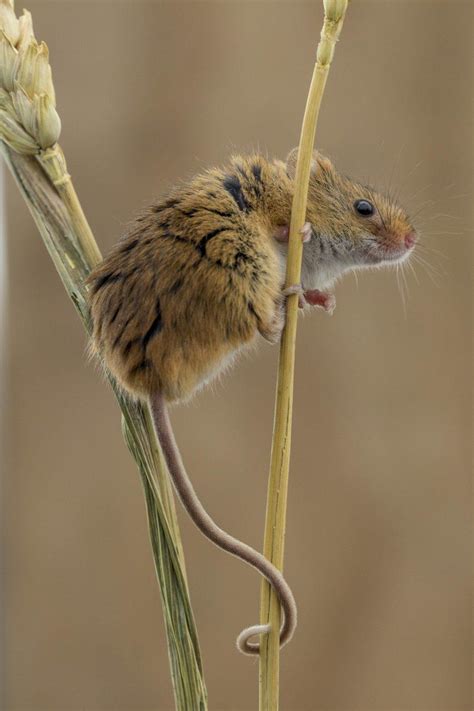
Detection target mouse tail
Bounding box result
[149,390,297,655]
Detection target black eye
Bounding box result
[354,199,375,217]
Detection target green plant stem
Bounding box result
[1,143,207,711]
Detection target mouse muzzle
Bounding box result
[363,226,417,265]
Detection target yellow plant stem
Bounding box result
[259,6,348,710]
[37,145,102,268]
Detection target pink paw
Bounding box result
[274,223,312,244]
[303,289,336,314]
[299,222,312,243]
[283,283,306,309]
[274,225,290,242]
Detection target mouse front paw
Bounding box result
[299,222,312,243]
[274,222,312,244]
[303,289,336,314]
[282,283,306,309]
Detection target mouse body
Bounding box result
[88,150,415,402]
[87,149,416,654]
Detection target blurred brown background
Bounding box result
[1,1,472,710]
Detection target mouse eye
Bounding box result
[354,199,375,217]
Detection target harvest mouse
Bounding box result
[87,148,417,654]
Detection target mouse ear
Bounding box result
[312,151,335,177]
[286,147,334,179]
[285,147,299,178]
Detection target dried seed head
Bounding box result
[0,108,37,153]
[0,30,17,92]
[0,0,19,44]
[17,10,34,51]
[0,87,12,110]
[16,41,55,101]
[35,93,61,149]
[11,85,37,136]
[0,3,60,152]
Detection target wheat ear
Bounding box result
[0,3,207,708]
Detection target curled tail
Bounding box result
[150,390,297,655]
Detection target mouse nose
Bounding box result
[404,231,417,249]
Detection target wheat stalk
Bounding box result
[259,2,349,708]
[0,2,206,708]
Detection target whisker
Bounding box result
[415,243,449,260]
[401,262,410,298]
[418,230,466,238]
[406,257,420,285]
[395,263,408,317]
[410,202,437,219]
[404,183,433,203]
[442,192,468,201]
[403,159,424,184]
[411,253,445,285]
[386,143,406,201]
[429,212,463,221]
[395,265,403,312]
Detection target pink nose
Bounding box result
[404,231,417,249]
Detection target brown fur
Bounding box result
[87,154,294,401]
[88,150,415,402]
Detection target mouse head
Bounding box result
[286,148,416,272]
